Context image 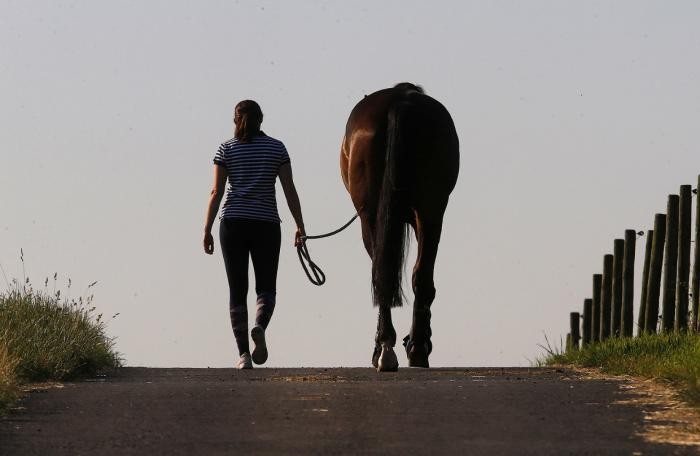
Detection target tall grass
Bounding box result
[0,344,18,412]
[0,276,120,411]
[543,333,700,405]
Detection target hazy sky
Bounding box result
[2,1,699,367]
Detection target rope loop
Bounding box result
[296,241,326,286]
[296,214,358,286]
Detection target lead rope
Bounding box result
[296,214,359,286]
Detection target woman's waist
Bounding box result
[224,192,277,203]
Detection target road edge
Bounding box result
[565,366,700,448]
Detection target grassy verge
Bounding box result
[0,280,120,412]
[0,344,18,411]
[543,332,700,405]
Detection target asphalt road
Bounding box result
[0,367,696,455]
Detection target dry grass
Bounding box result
[0,343,18,412]
[0,274,120,412]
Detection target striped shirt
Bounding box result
[213,133,290,223]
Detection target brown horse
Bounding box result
[340,83,459,371]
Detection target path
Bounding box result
[0,367,697,455]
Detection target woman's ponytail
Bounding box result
[234,100,263,142]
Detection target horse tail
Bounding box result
[372,101,411,308]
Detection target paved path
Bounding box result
[0,367,696,455]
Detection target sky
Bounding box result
[1,1,699,367]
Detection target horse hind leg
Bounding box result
[404,214,442,368]
[369,237,398,372]
[359,214,398,372]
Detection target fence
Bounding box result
[566,176,700,350]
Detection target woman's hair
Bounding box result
[234,100,264,142]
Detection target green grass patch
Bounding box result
[542,333,700,405]
[0,278,120,411]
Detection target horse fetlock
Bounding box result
[374,330,397,347]
[403,334,432,351]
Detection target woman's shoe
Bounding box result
[251,326,268,365]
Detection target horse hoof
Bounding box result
[371,343,381,369]
[408,353,430,368]
[404,335,430,368]
[377,343,398,372]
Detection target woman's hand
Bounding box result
[203,231,215,254]
[294,227,306,247]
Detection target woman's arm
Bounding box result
[203,165,228,254]
[278,162,306,246]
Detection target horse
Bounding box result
[340,82,459,371]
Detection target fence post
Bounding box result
[621,230,636,338]
[601,254,613,341]
[676,185,692,332]
[638,230,653,336]
[611,239,625,337]
[570,312,581,350]
[582,298,592,346]
[693,176,700,333]
[645,214,666,334]
[662,195,679,332]
[592,274,602,343]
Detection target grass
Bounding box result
[0,276,120,412]
[0,343,18,411]
[541,332,700,405]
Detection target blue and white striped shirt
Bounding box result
[213,134,290,223]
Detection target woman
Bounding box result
[203,100,305,369]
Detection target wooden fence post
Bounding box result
[645,214,666,334]
[662,195,679,332]
[601,254,613,341]
[592,274,602,343]
[676,185,692,332]
[693,176,700,333]
[621,230,636,338]
[582,298,592,346]
[638,230,653,336]
[611,239,625,337]
[570,312,581,350]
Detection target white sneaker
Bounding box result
[251,326,268,365]
[237,353,252,369]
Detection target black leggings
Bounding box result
[219,218,281,355]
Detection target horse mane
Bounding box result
[393,82,425,93]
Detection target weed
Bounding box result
[541,333,700,405]
[0,344,18,412]
[0,269,120,411]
